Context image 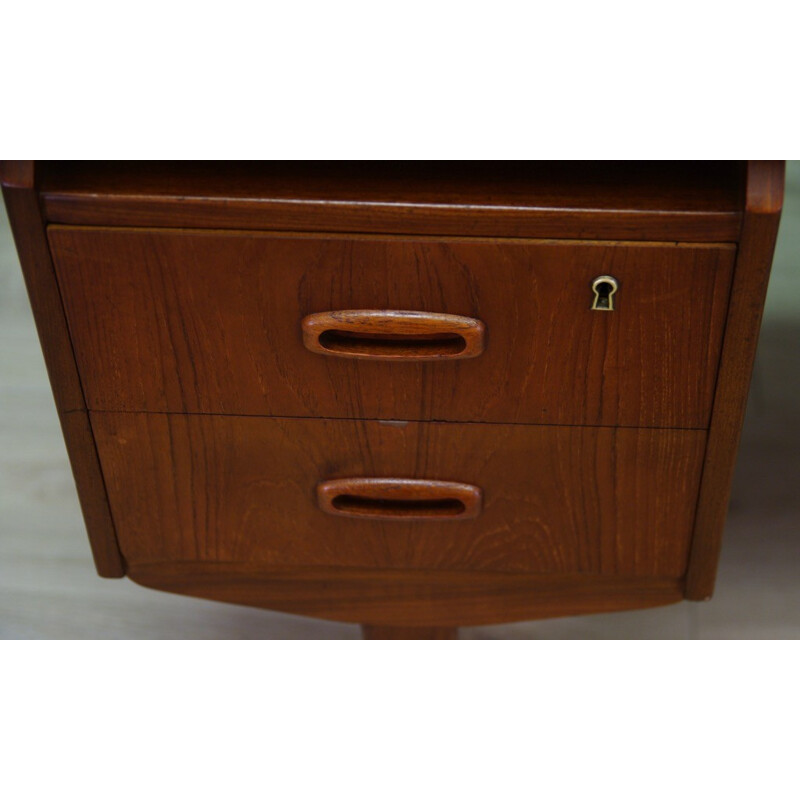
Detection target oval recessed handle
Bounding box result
[317,478,482,520]
[301,310,486,361]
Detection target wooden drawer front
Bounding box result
[92,413,706,577]
[51,227,735,428]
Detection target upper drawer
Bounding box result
[49,227,735,427]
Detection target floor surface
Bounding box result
[1,165,798,639]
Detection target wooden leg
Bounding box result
[361,625,458,639]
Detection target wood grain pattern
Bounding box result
[1,166,125,578]
[126,562,684,626]
[3,180,85,414]
[91,413,706,577]
[50,227,735,429]
[317,477,482,520]
[60,412,126,577]
[6,161,784,631]
[685,161,785,599]
[0,160,35,188]
[36,161,744,242]
[301,309,486,361]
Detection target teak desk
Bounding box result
[1,161,784,639]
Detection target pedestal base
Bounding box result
[361,625,458,639]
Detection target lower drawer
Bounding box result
[91,413,706,577]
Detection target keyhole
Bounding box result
[591,275,619,311]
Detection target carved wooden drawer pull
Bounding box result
[317,478,482,520]
[301,310,486,361]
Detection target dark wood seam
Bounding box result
[42,223,741,248]
[85,408,710,432]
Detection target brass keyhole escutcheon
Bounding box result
[591,275,619,311]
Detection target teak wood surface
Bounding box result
[0,160,784,636]
[684,161,785,598]
[0,166,124,577]
[49,227,735,429]
[37,160,745,242]
[126,563,684,627]
[91,413,705,577]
